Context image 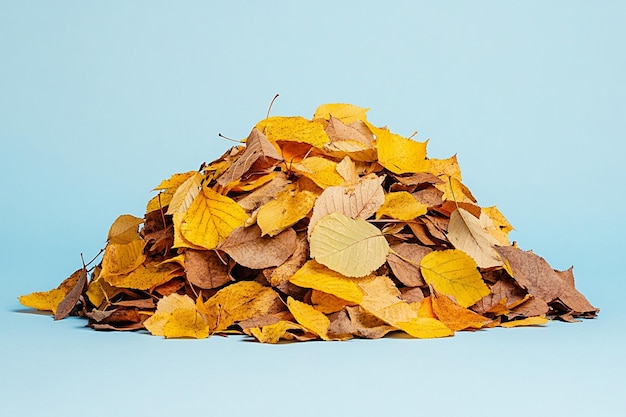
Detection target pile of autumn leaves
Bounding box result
[20,103,598,342]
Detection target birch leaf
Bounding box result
[375,191,428,221]
[144,293,209,339]
[447,208,503,268]
[420,249,490,308]
[181,187,248,250]
[309,212,390,277]
[287,297,330,340]
[165,171,203,215]
[313,103,370,124]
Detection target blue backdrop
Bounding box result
[1,2,624,416]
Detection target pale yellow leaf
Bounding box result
[165,171,203,215]
[447,208,503,268]
[248,320,304,344]
[309,212,390,278]
[147,171,196,213]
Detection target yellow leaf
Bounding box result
[181,186,248,250]
[426,155,461,181]
[447,208,503,268]
[144,293,209,339]
[290,156,344,189]
[147,171,196,213]
[100,238,146,278]
[257,185,317,236]
[436,176,476,203]
[373,126,428,174]
[287,297,330,340]
[202,281,281,332]
[248,320,304,344]
[107,214,144,244]
[482,206,514,245]
[375,191,428,220]
[100,214,146,279]
[289,260,366,304]
[500,316,549,328]
[104,261,180,290]
[19,269,81,314]
[420,249,490,308]
[395,317,454,339]
[313,103,370,124]
[165,171,203,215]
[256,116,329,149]
[356,275,454,339]
[171,212,206,250]
[309,212,390,278]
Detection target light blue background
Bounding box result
[1,2,624,416]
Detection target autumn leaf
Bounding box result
[287,297,330,340]
[256,116,329,149]
[313,103,370,124]
[19,269,82,315]
[289,260,367,304]
[375,191,428,221]
[309,212,390,278]
[420,249,490,308]
[180,186,248,250]
[373,126,428,174]
[447,207,503,268]
[290,156,345,189]
[308,175,385,236]
[144,293,209,339]
[165,171,203,215]
[218,225,297,269]
[256,184,317,236]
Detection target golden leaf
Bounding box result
[202,281,281,332]
[289,260,367,304]
[248,320,304,344]
[256,116,329,149]
[144,293,209,339]
[180,186,248,250]
[309,212,390,278]
[373,126,428,174]
[147,171,196,213]
[287,297,330,340]
[104,261,180,290]
[375,191,428,221]
[18,269,81,314]
[313,103,370,124]
[420,249,490,308]
[501,316,549,328]
[256,185,317,236]
[290,156,344,189]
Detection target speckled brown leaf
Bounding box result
[219,225,297,269]
[184,249,231,289]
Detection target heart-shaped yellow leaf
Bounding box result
[309,212,389,278]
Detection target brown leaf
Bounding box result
[387,243,431,287]
[219,225,297,269]
[495,246,564,304]
[216,128,282,186]
[554,267,599,317]
[184,249,231,289]
[54,266,88,320]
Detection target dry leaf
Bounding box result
[309,212,390,277]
